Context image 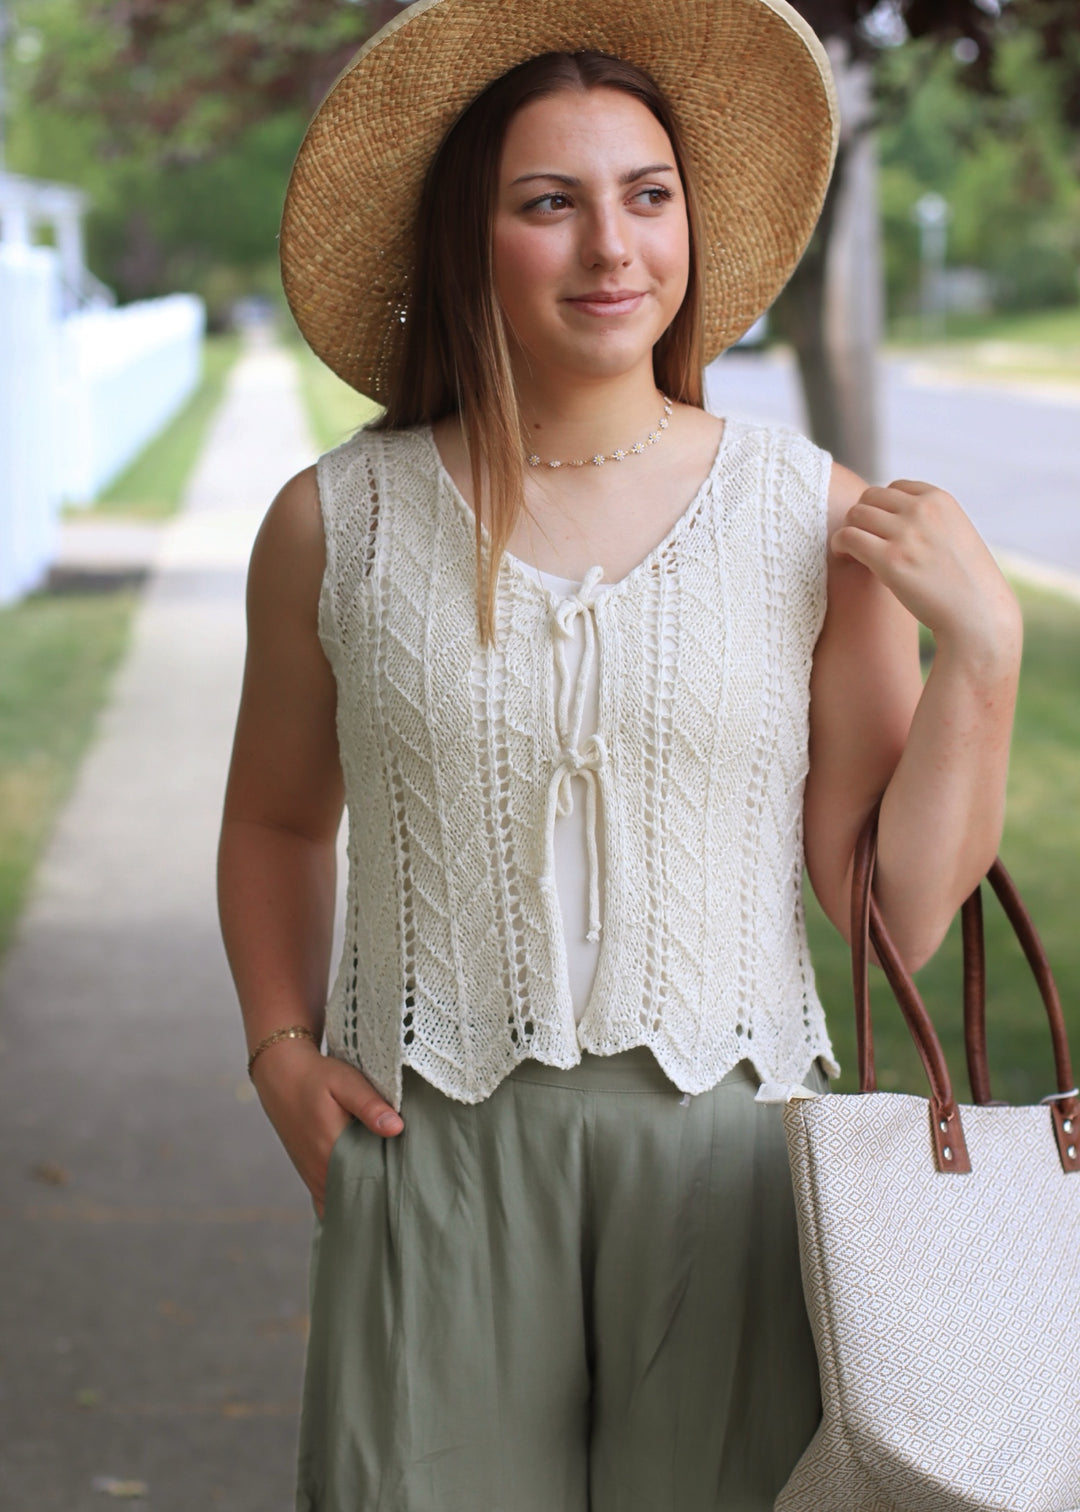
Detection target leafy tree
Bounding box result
[4,0,347,313]
[877,27,1080,317]
[27,0,395,164]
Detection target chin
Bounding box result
[548,333,665,381]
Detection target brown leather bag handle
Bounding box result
[960,864,1080,1171]
[852,804,971,1173]
[853,803,1080,1175]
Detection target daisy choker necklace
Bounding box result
[526,395,673,470]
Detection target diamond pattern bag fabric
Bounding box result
[777,806,1080,1512]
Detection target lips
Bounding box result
[565,290,646,317]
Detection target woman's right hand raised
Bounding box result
[249,1038,404,1218]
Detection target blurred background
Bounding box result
[0,1,1078,1508]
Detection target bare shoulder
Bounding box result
[246,459,323,625]
[827,459,868,535]
[249,465,324,600]
[226,463,342,834]
[255,464,323,555]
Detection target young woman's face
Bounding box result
[492,86,690,383]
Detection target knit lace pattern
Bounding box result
[316,418,839,1109]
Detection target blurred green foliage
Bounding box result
[878,27,1080,317]
[2,0,366,321]
[21,0,382,159]
[6,61,306,322]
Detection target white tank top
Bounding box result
[504,555,616,1024]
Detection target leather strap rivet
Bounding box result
[943,1146,953,1161]
[1065,1119,1074,1134]
[939,1118,949,1133]
[1068,1145,1077,1160]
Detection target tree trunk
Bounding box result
[771,35,884,481]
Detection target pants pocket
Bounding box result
[323,1117,387,1220]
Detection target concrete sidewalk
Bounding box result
[0,336,320,1512]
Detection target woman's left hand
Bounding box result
[829,479,1020,663]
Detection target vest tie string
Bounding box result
[541,735,609,943]
[540,566,608,943]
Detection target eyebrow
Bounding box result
[509,163,676,187]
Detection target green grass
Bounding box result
[84,333,242,519]
[294,344,382,454]
[886,304,1080,350]
[809,580,1080,1104]
[0,590,139,957]
[884,305,1080,388]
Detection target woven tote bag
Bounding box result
[776,807,1080,1512]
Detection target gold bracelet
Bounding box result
[247,1025,320,1079]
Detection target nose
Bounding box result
[579,199,630,271]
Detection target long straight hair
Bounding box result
[374,51,706,645]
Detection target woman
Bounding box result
[218,1,1022,1506]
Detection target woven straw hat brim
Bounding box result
[281,0,839,404]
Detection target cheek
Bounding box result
[652,213,690,304]
[493,223,563,324]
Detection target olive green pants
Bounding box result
[296,1048,827,1512]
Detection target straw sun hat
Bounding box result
[280,0,839,404]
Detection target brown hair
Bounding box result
[374,51,706,645]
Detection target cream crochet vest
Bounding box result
[317,418,839,1109]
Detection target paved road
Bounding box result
[707,350,1080,575]
[0,336,317,1512]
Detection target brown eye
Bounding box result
[526,192,572,214]
[634,186,673,208]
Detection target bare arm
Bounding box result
[804,462,1023,971]
[217,465,402,1218]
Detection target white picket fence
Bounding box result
[0,241,204,604]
